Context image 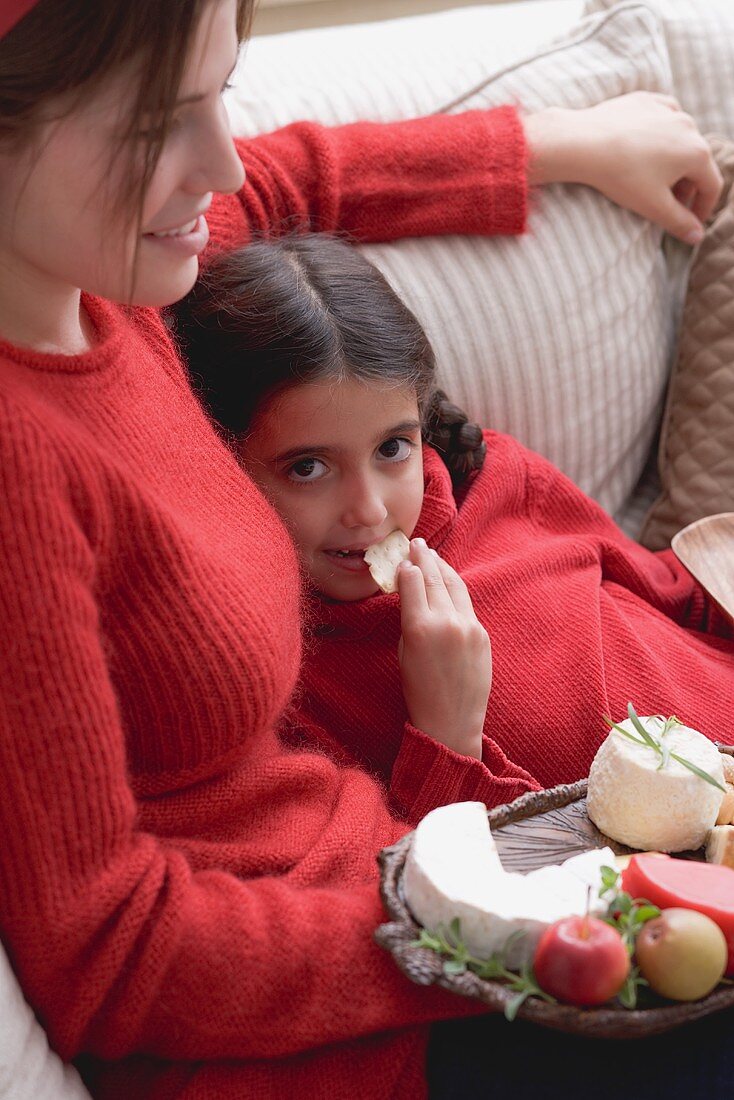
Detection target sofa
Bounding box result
[3,1,734,1095]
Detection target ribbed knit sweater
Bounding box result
[0,112,526,1099]
[294,437,734,809]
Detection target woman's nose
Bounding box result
[187,100,245,196]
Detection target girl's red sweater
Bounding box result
[294,438,734,813]
[0,112,526,1099]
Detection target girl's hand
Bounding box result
[525,92,724,244]
[396,538,492,761]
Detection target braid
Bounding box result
[423,388,487,488]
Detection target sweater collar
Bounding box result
[0,295,127,375]
[304,445,458,638]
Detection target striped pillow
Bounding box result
[229,3,675,519]
[585,0,734,136]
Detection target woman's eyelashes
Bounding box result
[137,81,234,139]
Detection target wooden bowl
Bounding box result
[375,750,734,1039]
[672,513,734,624]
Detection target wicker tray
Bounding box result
[375,747,734,1039]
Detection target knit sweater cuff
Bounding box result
[390,723,540,826]
[206,105,528,254]
[331,106,529,241]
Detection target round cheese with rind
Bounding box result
[403,801,613,969]
[587,717,724,852]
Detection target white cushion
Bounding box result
[584,0,734,136]
[230,3,677,518]
[0,942,90,1099]
[228,2,584,133]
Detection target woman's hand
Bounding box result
[397,538,491,761]
[524,91,724,244]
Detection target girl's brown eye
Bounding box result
[287,457,327,483]
[378,438,411,461]
[293,458,316,477]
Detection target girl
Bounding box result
[179,233,734,819]
[0,0,727,1096]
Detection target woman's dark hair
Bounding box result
[0,0,253,226]
[176,235,486,486]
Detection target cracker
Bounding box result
[706,824,734,869]
[364,530,410,594]
[722,755,734,785]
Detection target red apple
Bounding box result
[534,915,630,1006]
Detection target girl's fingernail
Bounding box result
[685,226,704,245]
[412,537,426,547]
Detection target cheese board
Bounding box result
[375,746,734,1039]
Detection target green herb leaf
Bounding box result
[473,955,506,981]
[669,751,727,793]
[504,989,531,1022]
[614,892,633,915]
[627,703,662,751]
[604,716,649,748]
[599,865,619,896]
[632,905,661,924]
[618,970,640,1009]
[412,929,444,952]
[605,704,726,793]
[447,917,462,944]
[413,922,553,1020]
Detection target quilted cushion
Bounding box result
[640,137,734,550]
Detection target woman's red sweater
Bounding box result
[293,438,734,812]
[0,112,527,1099]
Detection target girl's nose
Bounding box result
[341,481,388,530]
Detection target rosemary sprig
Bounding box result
[412,918,555,1021]
[603,702,725,793]
[598,865,659,1009]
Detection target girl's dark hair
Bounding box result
[176,235,486,486]
[0,0,253,224]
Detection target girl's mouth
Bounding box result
[323,548,369,572]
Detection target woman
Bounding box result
[0,1,725,1096]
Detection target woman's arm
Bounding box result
[525,92,723,244]
[283,708,540,827]
[389,723,541,824]
[207,106,528,252]
[207,92,722,255]
[0,399,474,1065]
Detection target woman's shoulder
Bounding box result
[0,383,77,539]
[0,299,190,406]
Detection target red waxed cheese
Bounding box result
[622,854,734,975]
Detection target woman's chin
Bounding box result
[121,257,200,308]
